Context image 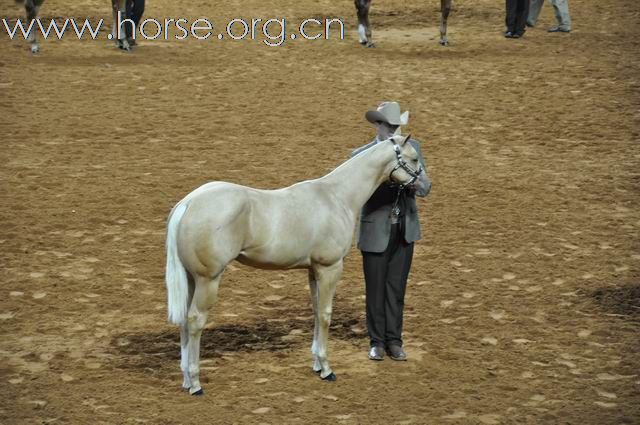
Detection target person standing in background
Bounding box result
[527,0,572,33]
[505,0,530,38]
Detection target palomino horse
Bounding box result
[165,134,428,395]
[355,0,453,47]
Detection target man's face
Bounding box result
[375,121,399,140]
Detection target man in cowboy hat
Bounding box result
[351,101,432,361]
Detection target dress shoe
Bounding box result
[386,345,407,361]
[525,20,535,27]
[504,31,515,38]
[513,32,523,39]
[548,26,571,33]
[368,345,384,361]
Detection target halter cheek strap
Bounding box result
[387,138,424,218]
[389,139,423,189]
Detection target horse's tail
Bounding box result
[165,201,189,326]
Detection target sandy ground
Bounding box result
[1,0,639,424]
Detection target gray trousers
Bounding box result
[362,222,414,348]
[528,0,571,29]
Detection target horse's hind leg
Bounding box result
[439,0,452,46]
[308,269,321,374]
[179,273,195,391]
[185,273,222,395]
[355,0,374,48]
[24,0,40,53]
[180,323,191,390]
[312,261,343,381]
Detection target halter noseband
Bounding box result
[388,138,423,189]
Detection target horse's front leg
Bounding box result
[111,0,131,51]
[25,0,41,53]
[355,0,375,48]
[312,261,343,381]
[308,269,321,374]
[439,0,452,46]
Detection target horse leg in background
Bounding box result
[355,0,375,48]
[185,273,222,395]
[308,269,322,374]
[179,274,195,391]
[111,0,132,51]
[127,0,145,46]
[312,261,343,381]
[23,0,42,53]
[439,0,452,46]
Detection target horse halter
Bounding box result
[388,138,423,189]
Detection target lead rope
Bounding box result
[391,184,405,218]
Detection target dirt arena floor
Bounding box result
[1,0,639,423]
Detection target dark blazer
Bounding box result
[352,138,431,253]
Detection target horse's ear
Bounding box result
[401,134,411,145]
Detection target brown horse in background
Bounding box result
[14,0,43,53]
[355,0,453,47]
[112,0,143,51]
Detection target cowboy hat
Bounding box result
[365,101,409,126]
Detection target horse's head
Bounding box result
[385,134,426,191]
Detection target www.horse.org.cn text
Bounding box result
[2,14,346,47]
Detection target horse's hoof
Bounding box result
[190,388,204,396]
[439,39,449,47]
[313,369,321,375]
[321,372,337,382]
[366,42,376,48]
[359,40,367,46]
[30,45,39,54]
[117,40,132,52]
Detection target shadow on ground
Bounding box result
[110,310,367,373]
[591,284,640,321]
